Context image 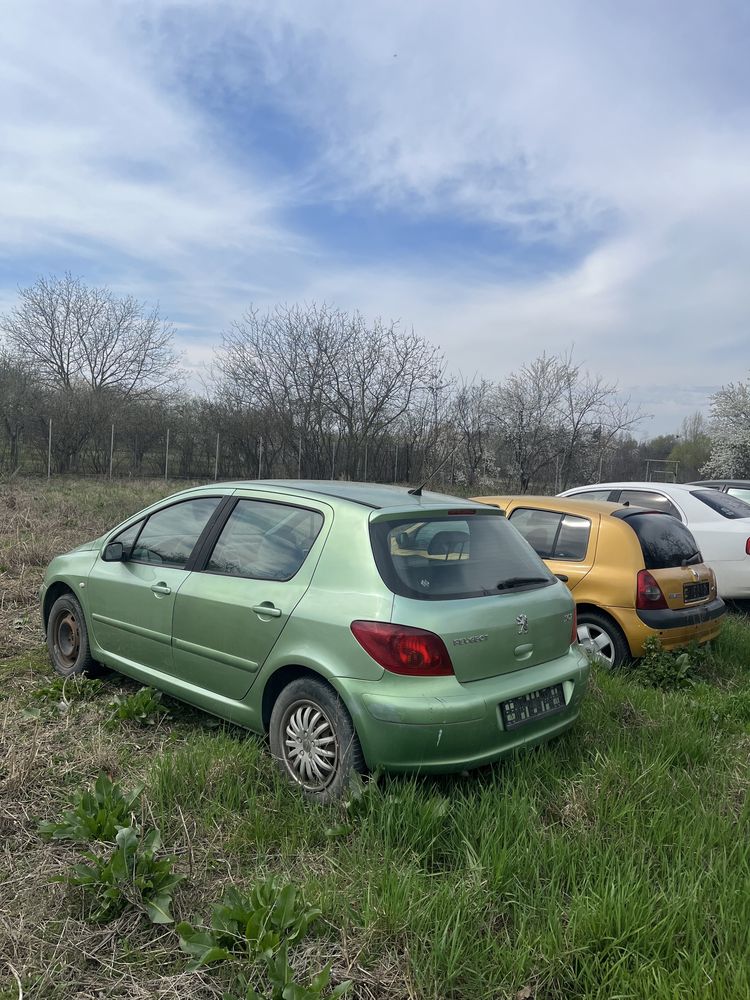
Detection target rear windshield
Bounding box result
[625,512,701,569]
[369,513,555,600]
[691,490,750,519]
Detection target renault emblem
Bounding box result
[515,614,529,634]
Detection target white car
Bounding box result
[558,482,750,599]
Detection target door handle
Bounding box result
[555,573,569,583]
[151,582,171,595]
[251,603,282,618]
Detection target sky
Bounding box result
[1,0,749,434]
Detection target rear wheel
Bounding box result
[269,677,366,802]
[47,593,96,677]
[576,610,629,668]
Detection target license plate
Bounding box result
[501,683,566,731]
[683,581,709,603]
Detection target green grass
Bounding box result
[143,656,750,999]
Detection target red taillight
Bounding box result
[350,621,454,676]
[745,538,750,555]
[636,570,668,610]
[571,605,578,645]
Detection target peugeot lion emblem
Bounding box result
[515,613,529,635]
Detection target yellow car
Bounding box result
[472,495,725,667]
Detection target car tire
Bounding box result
[269,676,366,802]
[47,593,97,677]
[576,609,630,669]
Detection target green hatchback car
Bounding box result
[41,481,590,800]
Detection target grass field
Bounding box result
[1,479,748,999]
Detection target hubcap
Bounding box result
[55,610,80,669]
[577,622,616,667]
[281,701,338,790]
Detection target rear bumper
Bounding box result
[347,647,590,773]
[636,597,726,629]
[613,600,725,657]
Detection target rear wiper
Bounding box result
[681,551,702,567]
[496,576,550,591]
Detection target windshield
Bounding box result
[691,490,750,520]
[624,512,702,569]
[369,513,555,600]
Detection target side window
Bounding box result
[554,515,591,560]
[508,509,562,559]
[206,500,324,581]
[111,518,145,558]
[727,487,750,503]
[130,497,221,567]
[566,490,613,502]
[619,490,680,519]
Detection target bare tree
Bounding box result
[2,274,179,398]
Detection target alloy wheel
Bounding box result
[577,621,616,667]
[281,700,339,791]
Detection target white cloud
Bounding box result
[1,0,749,434]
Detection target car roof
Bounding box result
[563,481,702,498]
[186,479,490,512]
[473,494,629,517]
[687,479,750,488]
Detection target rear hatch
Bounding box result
[616,510,716,608]
[369,507,576,682]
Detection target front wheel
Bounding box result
[269,677,366,802]
[46,593,96,677]
[576,610,630,669]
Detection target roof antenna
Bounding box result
[408,447,457,496]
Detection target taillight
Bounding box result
[571,605,578,645]
[350,621,454,676]
[636,570,668,610]
[745,538,750,555]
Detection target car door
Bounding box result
[507,505,596,590]
[87,496,224,674]
[170,494,331,700]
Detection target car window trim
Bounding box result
[121,495,232,571]
[193,495,327,581]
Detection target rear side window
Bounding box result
[131,497,221,567]
[618,490,681,519]
[370,513,555,600]
[625,513,701,569]
[692,490,750,519]
[509,508,591,561]
[566,490,612,502]
[728,488,750,502]
[206,500,323,580]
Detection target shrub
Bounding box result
[107,687,167,726]
[39,772,143,842]
[631,637,707,691]
[61,825,183,924]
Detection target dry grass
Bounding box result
[0,477,181,658]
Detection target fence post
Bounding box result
[214,432,220,481]
[47,418,52,479]
[109,423,115,480]
[258,436,263,479]
[394,444,398,483]
[363,440,368,481]
[165,428,170,481]
[298,437,302,479]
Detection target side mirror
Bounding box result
[102,541,125,562]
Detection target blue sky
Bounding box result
[2,0,750,433]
